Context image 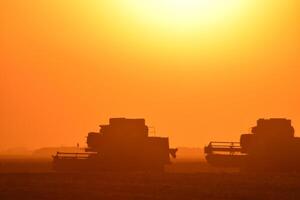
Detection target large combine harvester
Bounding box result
[205,118,300,171]
[53,118,177,172]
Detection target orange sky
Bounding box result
[1,0,300,150]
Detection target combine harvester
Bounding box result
[53,118,177,172]
[205,118,300,171]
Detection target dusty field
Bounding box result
[0,159,300,200]
[1,171,300,200]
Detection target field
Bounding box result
[1,158,300,200]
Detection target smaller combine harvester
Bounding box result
[205,118,300,171]
[53,118,177,172]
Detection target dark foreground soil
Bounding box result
[0,159,300,200]
[1,172,300,200]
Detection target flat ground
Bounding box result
[0,158,300,200]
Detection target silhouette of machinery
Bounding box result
[205,118,300,171]
[53,118,177,171]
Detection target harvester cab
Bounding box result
[240,118,295,155]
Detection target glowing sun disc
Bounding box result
[122,0,246,29]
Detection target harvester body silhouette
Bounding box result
[205,118,300,171]
[53,118,177,171]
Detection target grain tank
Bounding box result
[205,118,300,171]
[53,118,177,171]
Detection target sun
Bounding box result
[122,0,247,30]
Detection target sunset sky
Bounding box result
[1,0,300,150]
